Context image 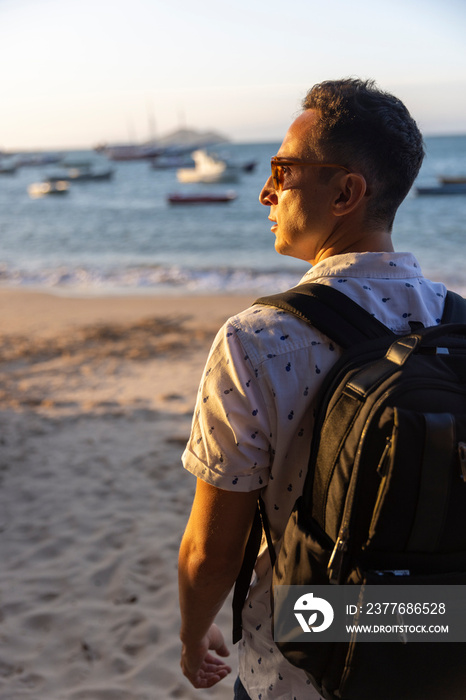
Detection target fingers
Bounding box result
[181,652,232,688]
[203,651,232,671]
[183,659,232,688]
[180,624,232,688]
[197,667,230,688]
[207,623,230,658]
[215,642,230,657]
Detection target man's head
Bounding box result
[260,78,424,265]
[301,78,424,229]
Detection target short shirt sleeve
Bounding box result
[182,320,271,492]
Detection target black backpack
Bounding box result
[233,282,466,700]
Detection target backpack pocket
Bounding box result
[364,408,466,556]
[274,496,334,587]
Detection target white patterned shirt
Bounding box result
[182,252,447,700]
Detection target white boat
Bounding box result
[177,150,240,184]
[28,180,69,198]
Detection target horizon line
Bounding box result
[3,131,466,155]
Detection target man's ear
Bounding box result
[332,173,367,216]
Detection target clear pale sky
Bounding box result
[1,0,465,150]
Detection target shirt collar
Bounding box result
[298,252,424,285]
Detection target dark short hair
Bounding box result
[302,78,425,229]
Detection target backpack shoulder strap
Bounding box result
[442,290,466,323]
[232,497,272,644]
[255,282,395,348]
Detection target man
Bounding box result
[178,78,447,699]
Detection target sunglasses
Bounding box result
[270,157,350,191]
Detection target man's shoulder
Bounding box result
[229,301,306,336]
[226,301,331,365]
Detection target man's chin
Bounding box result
[274,240,290,257]
[275,240,298,259]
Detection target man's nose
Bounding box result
[259,175,278,206]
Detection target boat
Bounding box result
[0,161,17,175]
[15,153,63,167]
[150,154,195,169]
[47,165,114,182]
[97,144,161,161]
[177,150,240,184]
[67,167,114,181]
[242,160,257,173]
[167,191,237,205]
[438,176,466,185]
[415,184,466,195]
[28,180,69,198]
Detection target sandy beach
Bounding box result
[0,288,255,700]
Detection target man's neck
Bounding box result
[311,227,394,266]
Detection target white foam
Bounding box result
[0,261,305,296]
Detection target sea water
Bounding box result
[0,137,465,297]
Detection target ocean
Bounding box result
[1,137,465,297]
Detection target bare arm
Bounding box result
[178,478,261,688]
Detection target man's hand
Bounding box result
[181,623,232,688]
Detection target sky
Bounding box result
[0,0,465,150]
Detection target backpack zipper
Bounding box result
[328,526,349,584]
